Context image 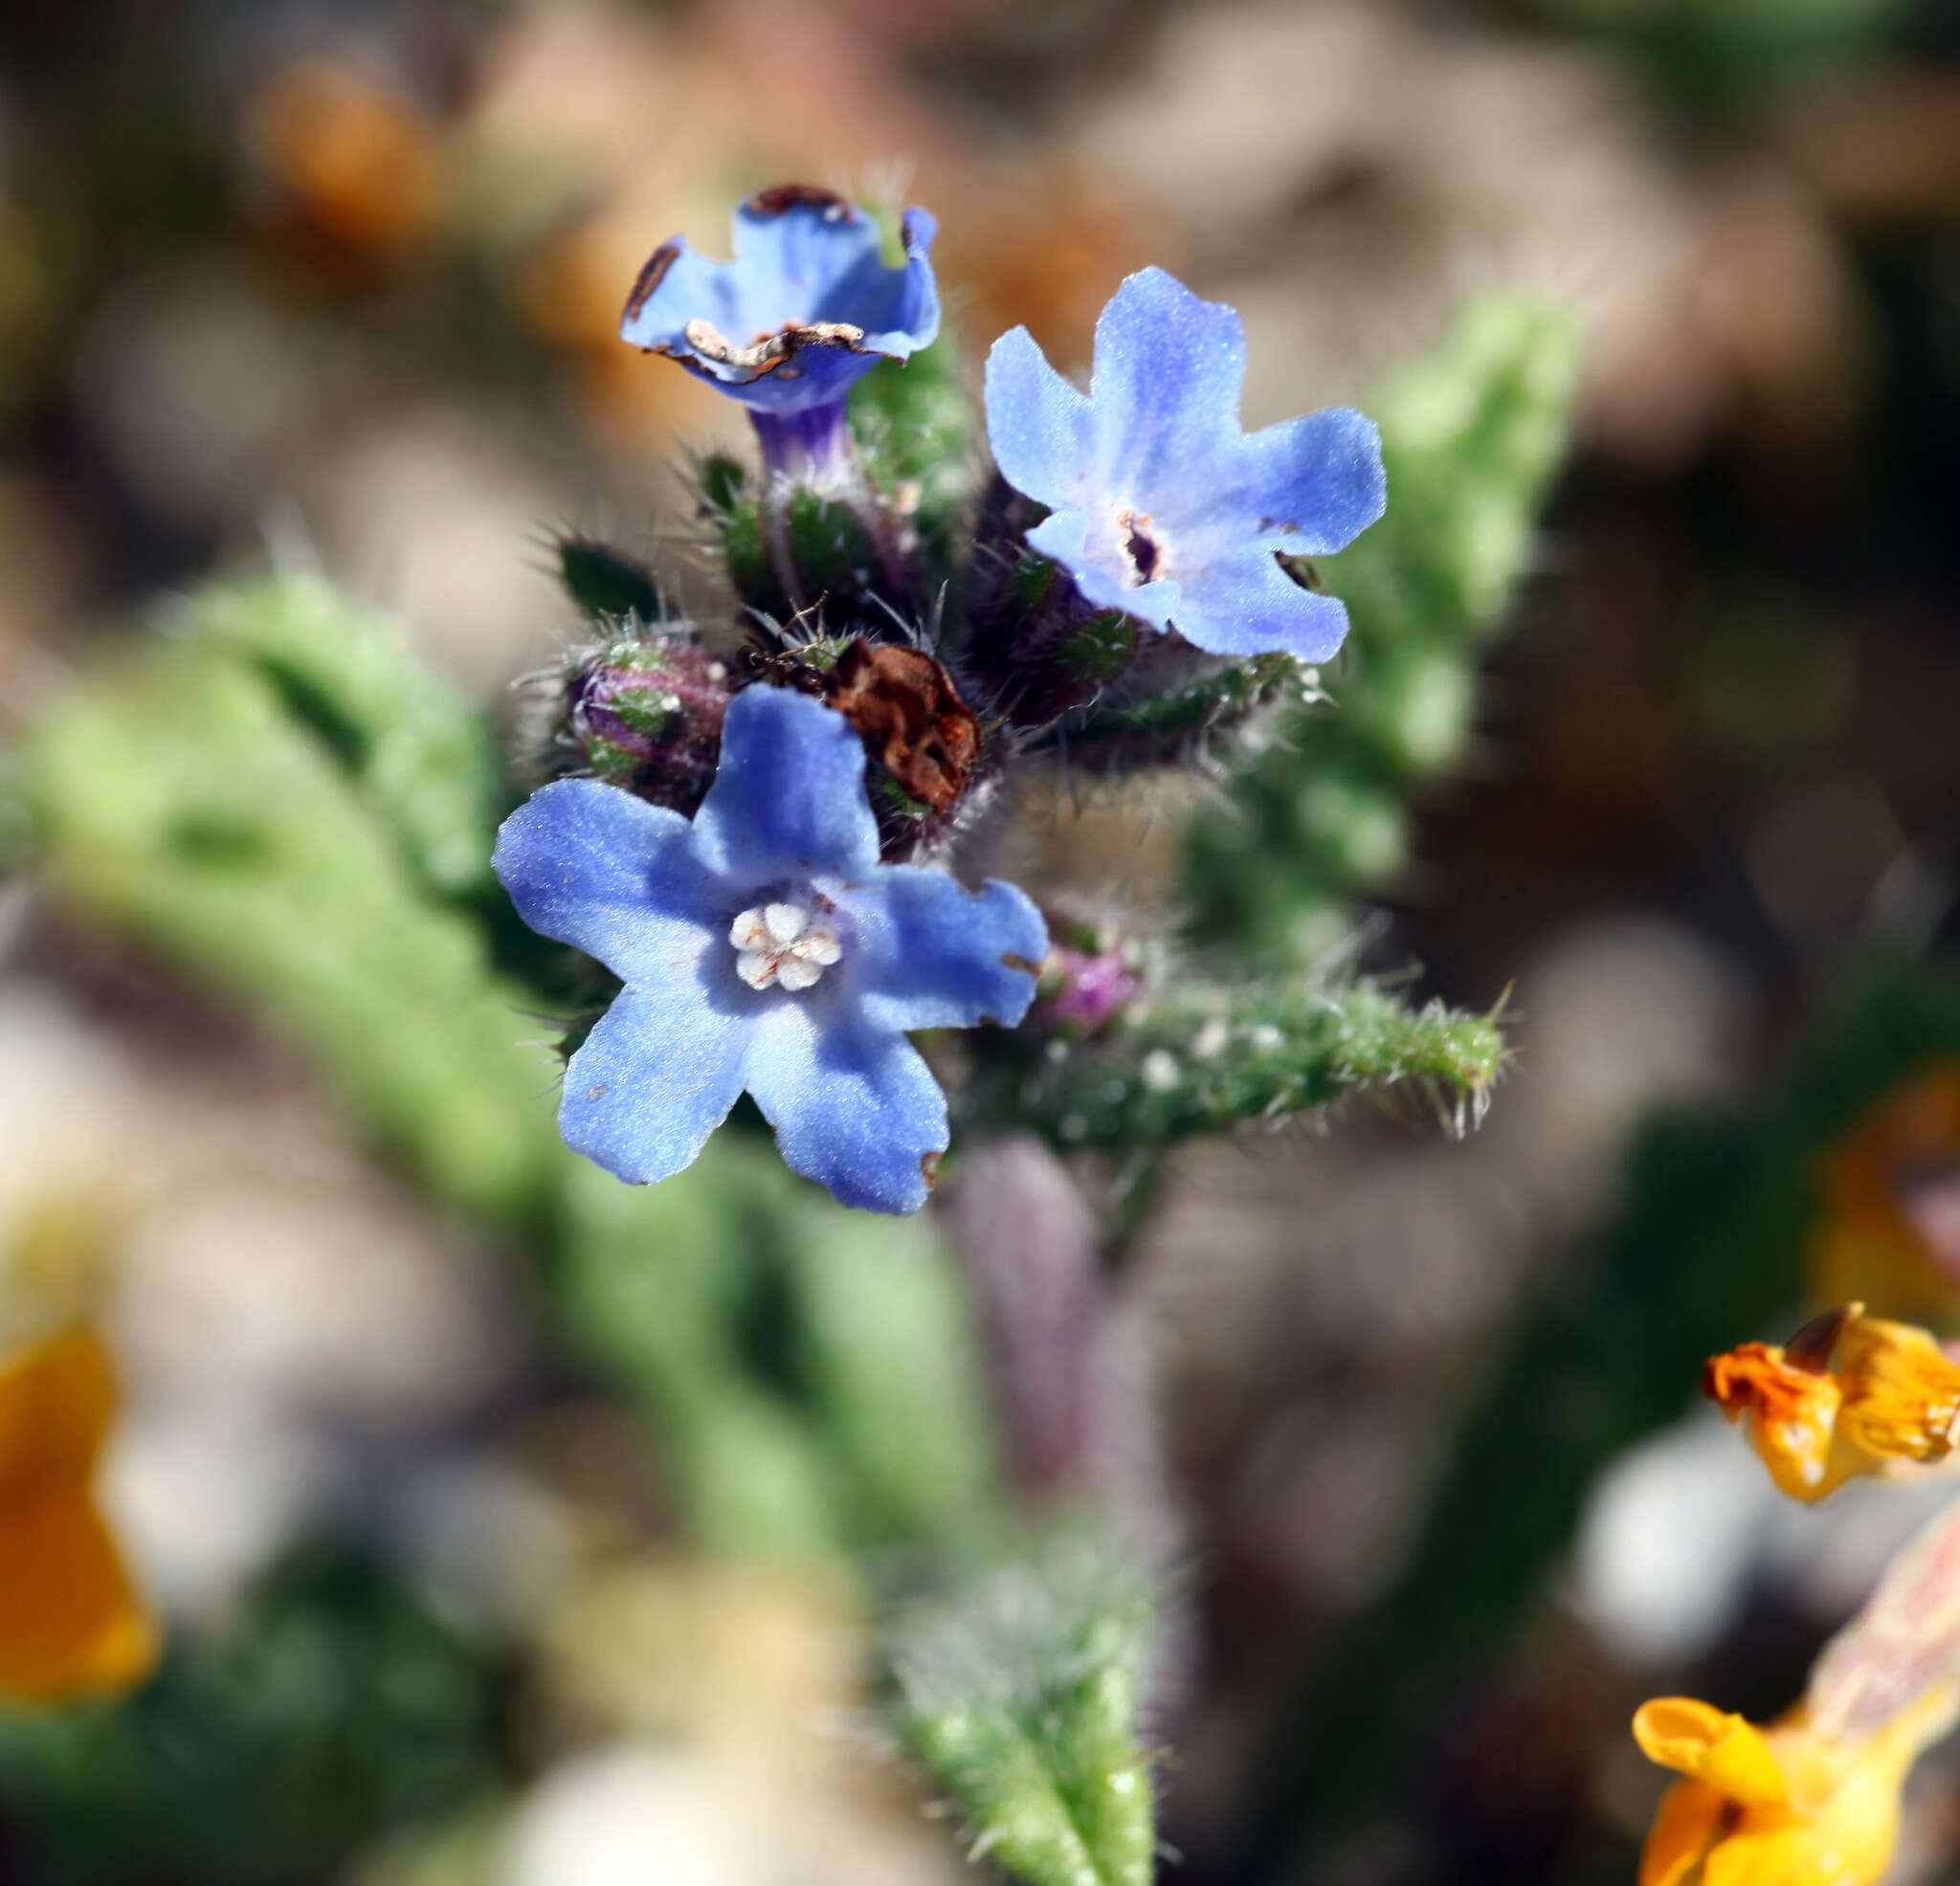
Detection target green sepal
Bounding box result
[1011,553,1058,614]
[850,332,978,563]
[696,451,748,517]
[785,485,880,609]
[1059,611,1137,687]
[720,495,777,620]
[1037,651,1306,776]
[554,535,663,625]
[718,486,887,628]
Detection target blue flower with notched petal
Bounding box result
[984,267,1386,660]
[494,685,1044,1215]
[619,184,939,420]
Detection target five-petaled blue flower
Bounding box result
[984,267,1386,660]
[494,685,1045,1215]
[620,184,939,478]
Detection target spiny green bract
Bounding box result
[1033,650,1310,777]
[555,534,663,625]
[1008,977,1506,1153]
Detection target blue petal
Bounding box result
[693,687,880,884]
[848,868,1048,1032]
[1191,407,1386,557]
[1175,544,1352,660]
[493,779,721,984]
[560,980,749,1186]
[743,1004,947,1213]
[618,236,741,353]
[1025,509,1181,635]
[985,326,1095,511]
[618,193,939,415]
[819,205,940,355]
[1088,268,1245,503]
[729,190,884,333]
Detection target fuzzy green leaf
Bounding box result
[1184,294,1582,961]
[20,632,555,1224]
[1007,978,1505,1154]
[894,1544,1156,1886]
[181,573,507,899]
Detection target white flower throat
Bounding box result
[730,899,842,991]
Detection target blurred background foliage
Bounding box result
[1,2,1960,1885]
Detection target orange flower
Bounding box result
[1633,1688,1956,1886]
[1704,1303,1960,1500]
[0,1328,156,1701]
[1636,1490,1960,1884]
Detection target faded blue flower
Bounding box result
[619,184,939,477]
[495,684,1044,1215]
[984,267,1386,660]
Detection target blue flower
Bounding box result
[494,685,1045,1215]
[984,267,1386,660]
[619,184,939,475]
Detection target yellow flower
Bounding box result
[0,1328,156,1702]
[1703,1303,1960,1500]
[1810,1063,1960,1323]
[1633,1688,1957,1886]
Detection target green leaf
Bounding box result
[20,629,555,1224]
[181,573,507,899]
[553,1152,854,1565]
[779,1197,999,1551]
[894,1542,1156,1886]
[1184,294,1582,962]
[557,1154,1006,1564]
[1004,977,1505,1154]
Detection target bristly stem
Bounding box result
[749,406,918,620]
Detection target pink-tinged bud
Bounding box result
[543,633,734,816]
[1036,942,1145,1035]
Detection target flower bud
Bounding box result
[529,631,733,816]
[1032,929,1146,1037]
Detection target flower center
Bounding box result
[1115,507,1163,586]
[683,317,867,381]
[729,899,842,992]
